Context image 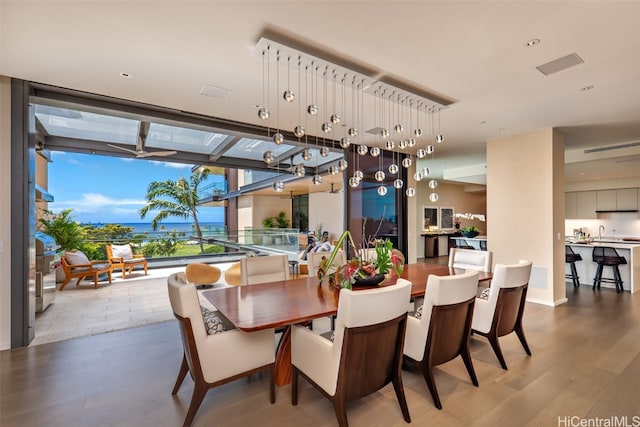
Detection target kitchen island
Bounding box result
[566,241,640,293]
[451,236,487,251]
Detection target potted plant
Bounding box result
[461,226,480,238]
[37,208,83,251]
[318,230,404,290]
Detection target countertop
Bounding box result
[566,240,640,249]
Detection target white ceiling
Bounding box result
[2,1,640,185]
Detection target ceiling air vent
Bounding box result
[536,53,584,76]
[584,141,640,154]
[200,84,232,99]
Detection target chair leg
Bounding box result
[461,345,479,387]
[93,273,99,289]
[570,263,580,287]
[183,382,208,427]
[291,367,298,406]
[515,325,532,356]
[488,334,508,370]
[269,364,275,404]
[331,399,349,427]
[172,354,189,395]
[613,266,623,293]
[421,365,442,410]
[391,373,411,422]
[593,264,603,290]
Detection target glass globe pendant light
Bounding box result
[429,192,439,202]
[294,125,305,138]
[312,174,323,185]
[388,163,399,174]
[294,164,305,177]
[385,140,395,150]
[349,176,360,187]
[272,181,285,192]
[406,187,416,197]
[416,148,427,159]
[263,150,275,165]
[370,146,381,157]
[320,146,329,157]
[258,108,270,121]
[357,145,368,155]
[307,104,318,115]
[282,56,295,102]
[354,170,364,180]
[377,186,388,196]
[374,170,385,181]
[428,179,438,189]
[402,157,412,168]
[302,148,312,161]
[413,171,423,181]
[337,159,348,171]
[340,137,351,148]
[393,179,403,189]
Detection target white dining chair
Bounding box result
[240,254,290,285]
[167,272,276,427]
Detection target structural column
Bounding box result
[487,128,566,306]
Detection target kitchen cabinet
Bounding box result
[566,188,638,218]
[616,188,638,210]
[596,190,616,211]
[595,188,637,211]
[576,191,597,219]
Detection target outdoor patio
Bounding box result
[31,262,239,346]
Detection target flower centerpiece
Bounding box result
[317,230,404,290]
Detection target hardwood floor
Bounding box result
[2,283,640,426]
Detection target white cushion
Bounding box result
[65,250,90,265]
[111,244,134,260]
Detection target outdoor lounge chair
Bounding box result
[106,243,148,279]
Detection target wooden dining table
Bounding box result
[202,263,492,386]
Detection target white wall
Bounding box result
[1,76,12,349]
[308,192,344,242]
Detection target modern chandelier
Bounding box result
[253,34,446,199]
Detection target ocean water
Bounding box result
[82,222,225,236]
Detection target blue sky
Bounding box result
[47,152,225,224]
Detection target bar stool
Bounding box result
[565,246,582,287]
[592,246,627,293]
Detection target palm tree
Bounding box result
[139,168,211,254]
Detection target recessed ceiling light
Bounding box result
[524,39,540,48]
[120,72,132,78]
[580,85,595,91]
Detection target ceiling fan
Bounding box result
[107,143,177,158]
[107,122,177,158]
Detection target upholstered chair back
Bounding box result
[307,249,346,278]
[472,260,532,334]
[403,270,479,362]
[448,248,493,272]
[240,254,290,285]
[293,279,411,397]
